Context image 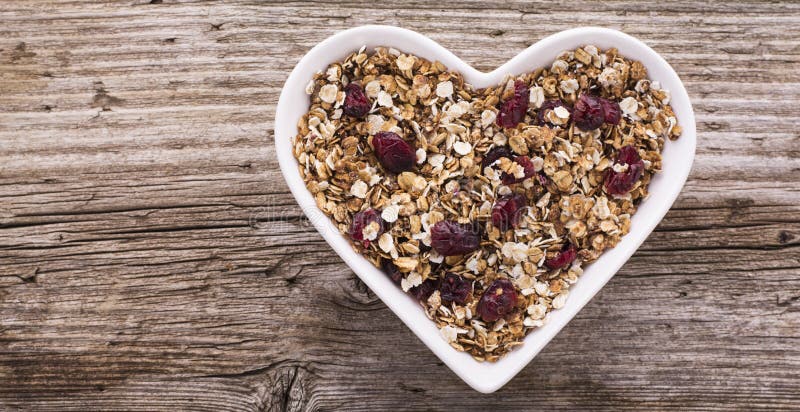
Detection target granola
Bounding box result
[292,45,681,361]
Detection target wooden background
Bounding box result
[1,1,799,410]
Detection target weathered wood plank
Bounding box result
[1,0,799,410]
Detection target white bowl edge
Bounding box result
[274,25,696,393]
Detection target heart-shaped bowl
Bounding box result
[275,25,696,393]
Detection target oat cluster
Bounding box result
[293,45,681,361]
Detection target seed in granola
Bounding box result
[372,131,416,173]
[496,80,530,129]
[348,208,385,247]
[544,242,578,270]
[439,273,473,304]
[491,193,527,231]
[600,98,621,125]
[476,278,518,322]
[604,145,645,195]
[536,99,572,128]
[572,94,605,131]
[430,220,481,256]
[342,82,371,118]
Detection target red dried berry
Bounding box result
[348,208,384,247]
[616,145,642,165]
[491,193,527,231]
[481,146,513,172]
[372,131,415,174]
[430,220,481,256]
[439,273,473,305]
[381,259,403,285]
[343,83,371,118]
[410,278,440,302]
[501,155,537,185]
[600,98,621,125]
[603,145,645,196]
[496,80,530,129]
[476,278,518,322]
[573,94,605,131]
[537,99,572,127]
[544,242,578,270]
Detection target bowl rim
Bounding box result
[274,25,696,393]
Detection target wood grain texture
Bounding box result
[1,0,799,410]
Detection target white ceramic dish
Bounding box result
[274,25,696,393]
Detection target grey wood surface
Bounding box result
[1,1,799,410]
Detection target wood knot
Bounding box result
[241,363,315,412]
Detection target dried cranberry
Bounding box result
[573,94,605,131]
[604,145,645,195]
[410,278,440,302]
[372,131,415,174]
[600,98,621,125]
[476,278,518,322]
[544,242,578,270]
[537,99,572,127]
[491,193,527,231]
[616,145,642,165]
[439,273,473,304]
[381,259,403,285]
[501,156,537,185]
[604,165,643,195]
[348,208,384,247]
[342,83,371,118]
[481,146,513,171]
[430,220,481,256]
[496,80,530,129]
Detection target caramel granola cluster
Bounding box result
[293,45,681,361]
